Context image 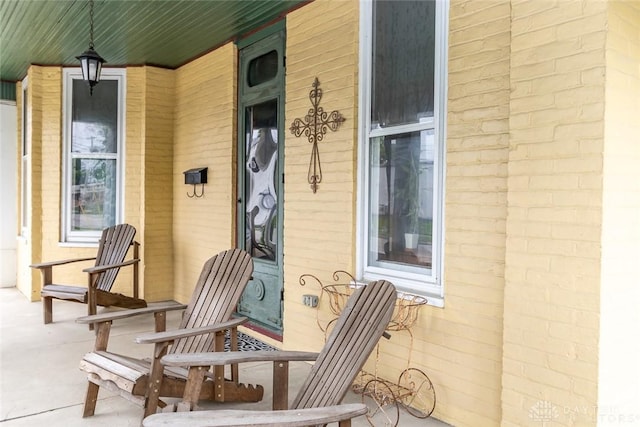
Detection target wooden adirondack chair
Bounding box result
[142,280,397,427]
[30,223,146,325]
[77,248,264,419]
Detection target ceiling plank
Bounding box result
[0,0,307,82]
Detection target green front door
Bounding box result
[236,25,285,336]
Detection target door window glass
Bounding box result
[244,99,279,261]
[248,50,279,87]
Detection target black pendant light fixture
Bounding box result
[76,0,105,95]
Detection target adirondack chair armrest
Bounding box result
[142,403,368,427]
[135,317,249,344]
[82,258,140,275]
[161,349,320,368]
[76,302,187,325]
[30,257,97,269]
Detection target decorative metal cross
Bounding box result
[289,77,346,193]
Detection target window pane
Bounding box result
[71,79,118,153]
[368,131,434,270]
[22,85,28,155]
[372,0,435,128]
[70,158,117,231]
[248,50,279,87]
[244,99,279,261]
[22,84,29,232]
[21,158,28,231]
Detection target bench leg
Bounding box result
[43,296,53,324]
[83,381,100,417]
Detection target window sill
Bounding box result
[58,241,99,248]
[360,271,444,308]
[422,294,443,308]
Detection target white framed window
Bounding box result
[357,0,448,301]
[21,77,30,238]
[62,69,126,244]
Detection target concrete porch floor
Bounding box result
[0,287,449,426]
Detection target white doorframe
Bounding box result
[0,100,18,287]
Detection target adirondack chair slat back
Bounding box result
[170,248,253,355]
[292,280,396,410]
[93,224,137,292]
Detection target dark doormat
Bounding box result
[224,330,277,351]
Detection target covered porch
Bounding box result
[0,287,448,426]
[2,0,640,426]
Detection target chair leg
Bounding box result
[144,343,169,418]
[83,381,100,417]
[87,288,96,331]
[43,296,53,324]
[144,374,162,417]
[230,327,239,383]
[272,360,289,410]
[176,366,207,412]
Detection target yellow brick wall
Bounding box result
[15,73,39,300]
[282,0,360,351]
[434,1,511,424]
[123,66,176,301]
[125,67,144,237]
[25,66,45,301]
[37,67,89,296]
[172,44,238,303]
[18,66,111,300]
[284,1,510,425]
[142,67,175,301]
[502,1,607,426]
[16,66,147,302]
[598,0,640,420]
[26,66,75,301]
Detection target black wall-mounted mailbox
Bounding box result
[183,167,208,185]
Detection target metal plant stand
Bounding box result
[299,271,436,426]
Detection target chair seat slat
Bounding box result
[41,284,88,302]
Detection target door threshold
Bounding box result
[243,321,283,342]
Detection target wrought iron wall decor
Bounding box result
[289,78,346,193]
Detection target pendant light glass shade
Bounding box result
[76,47,105,93]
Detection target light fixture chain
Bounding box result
[89,0,95,49]
[77,0,105,95]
